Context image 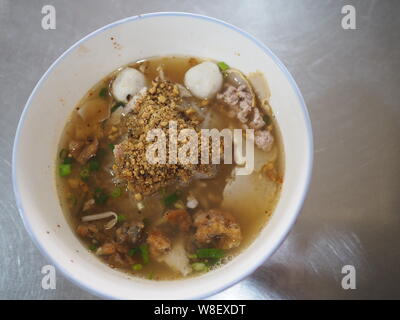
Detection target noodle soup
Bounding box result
[56,56,284,280]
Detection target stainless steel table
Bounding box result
[1,0,399,299]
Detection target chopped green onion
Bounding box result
[111,187,122,198]
[174,200,185,209]
[139,244,149,264]
[80,168,90,181]
[196,248,225,259]
[99,87,108,98]
[128,248,139,256]
[188,254,198,260]
[117,214,126,222]
[263,114,271,125]
[147,272,154,280]
[59,148,68,159]
[132,264,143,271]
[88,159,100,171]
[191,262,208,272]
[63,157,74,165]
[59,148,73,164]
[59,164,72,177]
[163,192,180,207]
[205,258,220,266]
[217,61,230,71]
[142,218,150,227]
[89,245,98,251]
[94,188,109,205]
[108,143,115,151]
[111,102,125,113]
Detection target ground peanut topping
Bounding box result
[112,79,215,195]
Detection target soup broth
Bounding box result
[56,56,284,280]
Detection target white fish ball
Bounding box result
[112,68,146,103]
[184,61,223,99]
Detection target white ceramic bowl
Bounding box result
[13,12,313,300]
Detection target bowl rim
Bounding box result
[12,12,313,300]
